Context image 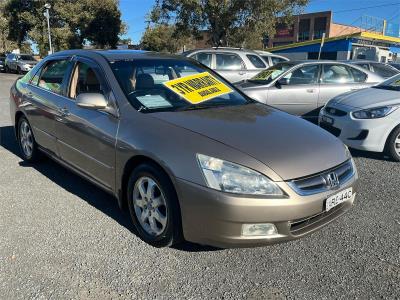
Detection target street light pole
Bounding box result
[44,3,53,54]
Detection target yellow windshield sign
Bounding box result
[163,72,233,104]
[252,69,276,80]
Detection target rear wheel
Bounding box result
[385,126,400,162]
[5,66,9,73]
[17,67,23,75]
[127,163,182,247]
[17,117,42,162]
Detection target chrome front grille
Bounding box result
[288,160,355,196]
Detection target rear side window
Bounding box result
[192,52,212,68]
[370,63,399,78]
[321,64,355,84]
[246,54,266,68]
[38,60,70,95]
[215,53,244,70]
[349,67,367,83]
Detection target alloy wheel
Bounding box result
[394,133,400,157]
[20,120,34,158]
[133,176,168,237]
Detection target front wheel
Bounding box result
[17,117,42,162]
[385,126,400,162]
[127,163,183,247]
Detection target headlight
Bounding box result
[352,106,398,119]
[196,154,283,196]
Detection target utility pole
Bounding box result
[318,32,326,60]
[44,3,53,55]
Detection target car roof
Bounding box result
[344,60,387,64]
[52,49,189,62]
[184,47,259,54]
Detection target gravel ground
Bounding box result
[0,73,399,299]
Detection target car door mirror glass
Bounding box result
[76,93,107,110]
[277,78,289,86]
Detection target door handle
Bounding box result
[58,107,70,117]
[306,89,315,93]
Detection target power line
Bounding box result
[334,3,400,14]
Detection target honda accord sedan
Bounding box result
[319,74,400,161]
[10,50,358,248]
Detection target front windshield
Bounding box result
[18,55,35,61]
[374,74,400,91]
[248,62,295,84]
[110,59,251,112]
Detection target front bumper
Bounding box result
[175,173,357,248]
[319,105,395,153]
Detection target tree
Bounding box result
[141,24,193,53]
[3,0,124,56]
[150,0,309,48]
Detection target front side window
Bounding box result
[69,62,105,99]
[110,59,250,112]
[246,54,266,69]
[321,64,355,84]
[38,60,70,94]
[248,62,296,84]
[192,52,212,68]
[215,53,244,70]
[271,56,287,65]
[18,55,35,61]
[283,64,319,85]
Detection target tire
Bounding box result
[17,116,42,162]
[5,66,9,73]
[127,163,183,247]
[385,125,400,162]
[17,67,22,75]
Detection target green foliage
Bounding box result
[2,0,123,56]
[141,24,193,53]
[150,0,309,48]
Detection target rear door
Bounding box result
[24,58,72,155]
[214,52,247,83]
[267,64,320,118]
[54,56,119,190]
[318,64,369,107]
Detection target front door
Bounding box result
[267,64,321,118]
[55,57,119,190]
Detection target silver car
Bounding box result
[237,61,383,121]
[5,53,38,74]
[183,47,268,83]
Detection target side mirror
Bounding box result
[276,78,289,86]
[76,93,107,110]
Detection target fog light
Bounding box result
[242,223,278,237]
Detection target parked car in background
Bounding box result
[347,60,399,79]
[237,61,383,121]
[183,47,268,83]
[0,56,5,72]
[319,74,400,161]
[5,53,38,74]
[10,50,358,248]
[255,50,289,66]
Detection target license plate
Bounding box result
[322,115,334,125]
[326,188,353,211]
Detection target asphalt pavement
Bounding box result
[0,72,399,299]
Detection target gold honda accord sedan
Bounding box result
[9,50,358,248]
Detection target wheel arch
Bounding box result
[118,155,180,211]
[14,111,26,137]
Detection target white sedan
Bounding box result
[319,75,400,161]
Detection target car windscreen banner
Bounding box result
[163,72,233,104]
